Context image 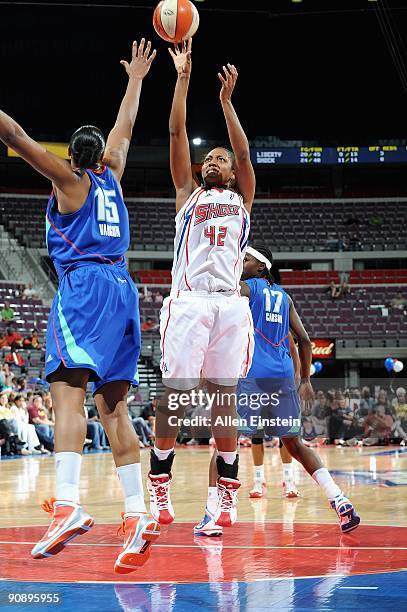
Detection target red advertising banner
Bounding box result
[311,339,335,359]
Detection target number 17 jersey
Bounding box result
[245,277,294,379]
[171,186,250,293]
[46,166,129,279]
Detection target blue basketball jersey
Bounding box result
[46,166,129,278]
[245,277,293,379]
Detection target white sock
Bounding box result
[217,450,237,465]
[312,467,342,500]
[283,463,294,488]
[55,452,82,504]
[116,463,147,514]
[207,486,218,515]
[254,465,265,482]
[153,446,174,461]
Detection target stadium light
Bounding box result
[192,137,202,146]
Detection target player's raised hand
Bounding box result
[218,63,238,103]
[169,38,192,76]
[120,39,157,79]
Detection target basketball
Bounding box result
[153,0,199,44]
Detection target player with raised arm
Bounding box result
[0,39,160,573]
[195,246,360,536]
[147,39,255,528]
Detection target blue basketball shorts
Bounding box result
[236,376,301,438]
[45,264,141,394]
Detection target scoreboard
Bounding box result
[252,145,407,166]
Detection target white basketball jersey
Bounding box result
[171,186,250,293]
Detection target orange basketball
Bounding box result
[153,0,199,44]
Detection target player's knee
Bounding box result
[282,436,302,455]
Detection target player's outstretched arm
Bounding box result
[0,110,76,190]
[104,38,156,182]
[168,39,197,212]
[288,297,314,404]
[218,64,255,212]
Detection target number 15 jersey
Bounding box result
[171,186,250,293]
[46,166,129,279]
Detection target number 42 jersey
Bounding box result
[171,186,250,293]
[46,166,129,278]
[244,277,294,379]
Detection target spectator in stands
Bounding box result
[391,387,407,443]
[0,363,13,392]
[359,386,374,415]
[153,291,163,305]
[9,395,43,454]
[44,395,55,422]
[132,273,141,284]
[374,389,390,413]
[28,395,54,452]
[0,332,7,349]
[338,280,351,297]
[5,350,25,367]
[22,282,38,300]
[363,404,393,446]
[23,328,42,349]
[84,405,109,450]
[0,392,19,435]
[141,398,157,433]
[328,280,341,299]
[15,377,27,393]
[141,317,158,332]
[329,394,355,444]
[349,232,361,251]
[338,236,349,252]
[311,393,328,438]
[1,301,14,323]
[389,292,407,314]
[131,413,154,447]
[4,327,23,349]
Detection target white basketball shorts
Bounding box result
[159,291,254,390]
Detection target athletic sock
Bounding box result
[216,454,239,480]
[116,463,147,514]
[217,450,237,465]
[153,446,174,461]
[282,463,294,489]
[150,447,175,475]
[207,486,218,515]
[312,467,342,500]
[55,452,82,504]
[254,465,265,482]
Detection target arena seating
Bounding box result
[1,196,406,252]
[0,282,48,335]
[137,284,407,342]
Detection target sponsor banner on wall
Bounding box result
[311,339,335,359]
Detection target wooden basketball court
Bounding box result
[1,446,407,610]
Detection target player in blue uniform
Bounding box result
[0,38,160,572]
[195,245,360,536]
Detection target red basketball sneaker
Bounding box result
[282,481,300,498]
[114,512,161,574]
[31,498,94,559]
[147,473,175,525]
[215,477,240,527]
[249,480,267,498]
